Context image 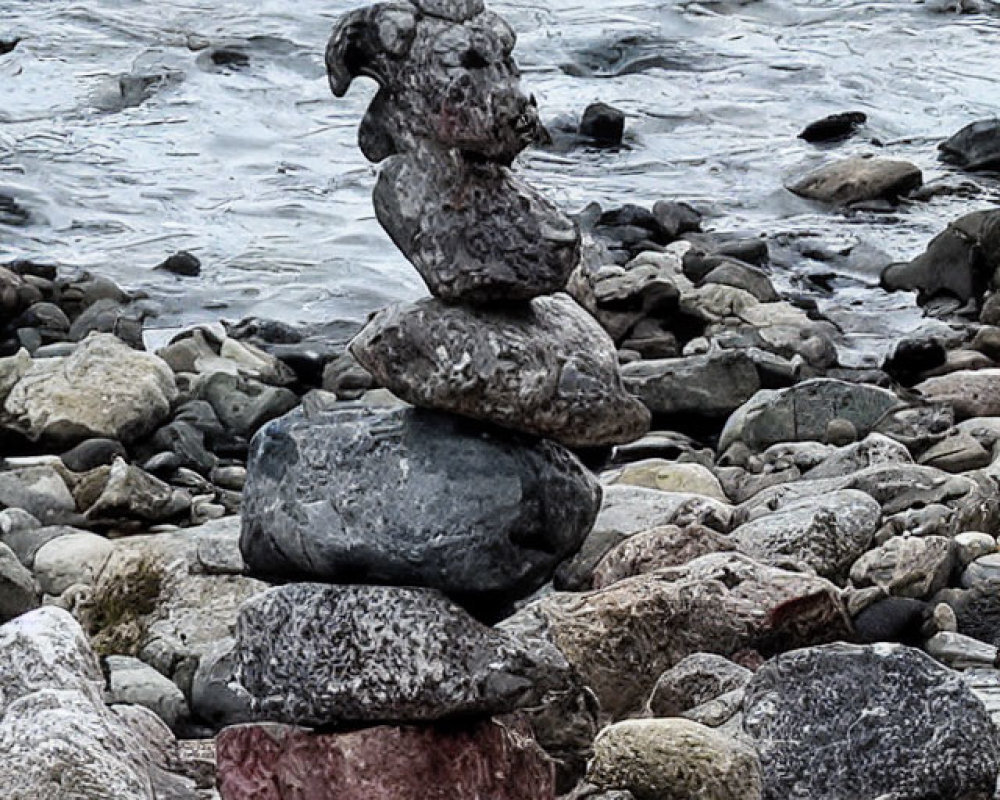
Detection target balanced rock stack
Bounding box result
[215,1,649,798]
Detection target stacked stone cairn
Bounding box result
[214,1,650,797]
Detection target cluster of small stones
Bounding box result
[218,2,648,798]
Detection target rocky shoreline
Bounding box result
[4,3,1000,800]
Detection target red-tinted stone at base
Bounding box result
[216,717,556,800]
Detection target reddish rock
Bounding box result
[216,718,556,800]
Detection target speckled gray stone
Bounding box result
[646,653,752,718]
[743,642,999,800]
[350,294,650,448]
[235,583,573,727]
[240,404,600,613]
[729,489,881,582]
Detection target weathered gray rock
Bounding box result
[241,405,600,612]
[196,371,298,438]
[32,530,113,596]
[327,3,537,164]
[216,718,555,800]
[0,607,197,800]
[587,718,762,800]
[620,350,761,420]
[105,655,190,729]
[645,653,752,717]
[729,490,881,581]
[514,552,849,719]
[961,553,1000,588]
[787,156,922,206]
[0,464,77,525]
[803,433,912,480]
[2,333,177,445]
[376,147,579,303]
[1,522,78,569]
[926,631,999,670]
[555,485,732,591]
[919,431,992,472]
[940,118,1000,172]
[743,643,999,800]
[939,581,1000,647]
[592,524,735,589]
[189,637,256,728]
[851,535,955,599]
[917,369,1000,420]
[235,583,572,726]
[719,379,901,453]
[350,294,650,447]
[882,209,1000,303]
[0,540,39,622]
[82,458,191,525]
[955,532,997,570]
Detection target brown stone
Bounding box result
[216,718,555,800]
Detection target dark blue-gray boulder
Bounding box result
[743,642,999,800]
[240,403,601,615]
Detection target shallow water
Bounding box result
[1,0,999,362]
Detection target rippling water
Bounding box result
[1,0,999,361]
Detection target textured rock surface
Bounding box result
[216,718,555,800]
[515,552,848,719]
[620,350,761,419]
[375,147,579,302]
[646,653,752,717]
[555,485,733,591]
[588,718,762,800]
[32,530,114,595]
[592,524,734,589]
[2,333,177,445]
[0,540,39,622]
[241,404,600,611]
[235,583,572,726]
[917,369,1000,419]
[326,3,537,163]
[743,643,999,800]
[729,490,881,581]
[850,535,955,599]
[105,655,190,729]
[0,607,196,800]
[787,156,922,205]
[720,379,901,452]
[602,460,728,502]
[350,294,650,447]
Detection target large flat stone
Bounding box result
[241,405,600,613]
[350,294,650,447]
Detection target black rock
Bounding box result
[743,642,999,800]
[852,597,928,645]
[60,438,128,473]
[579,102,625,146]
[943,580,1000,647]
[882,336,947,385]
[225,317,305,345]
[939,118,1000,172]
[651,200,701,240]
[151,420,218,474]
[240,404,601,616]
[798,111,867,143]
[0,38,19,56]
[155,251,201,277]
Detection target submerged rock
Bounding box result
[235,583,573,726]
[241,405,600,613]
[215,718,555,800]
[350,293,650,447]
[743,642,999,800]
